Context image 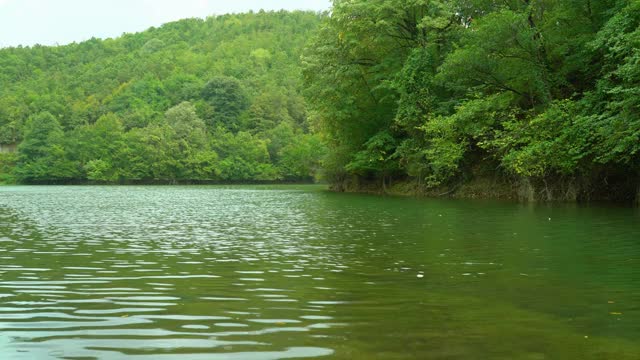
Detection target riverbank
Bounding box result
[331,175,640,206]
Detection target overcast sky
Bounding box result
[0,0,332,48]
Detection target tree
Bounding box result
[165,101,207,149]
[14,112,78,182]
[211,129,279,181]
[304,0,638,199]
[164,102,219,180]
[303,0,460,183]
[278,133,325,181]
[0,11,325,184]
[201,76,249,132]
[66,113,128,182]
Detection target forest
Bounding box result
[1,1,639,202]
[0,11,325,184]
[304,0,640,202]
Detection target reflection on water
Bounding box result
[0,185,638,359]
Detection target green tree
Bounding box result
[212,129,279,181]
[304,0,458,183]
[66,113,128,182]
[201,76,249,132]
[0,153,17,184]
[15,112,79,182]
[278,133,325,181]
[0,11,325,184]
[305,0,638,199]
[165,101,207,149]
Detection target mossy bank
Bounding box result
[331,175,640,205]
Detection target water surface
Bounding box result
[0,186,638,359]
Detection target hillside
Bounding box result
[303,0,640,203]
[0,10,324,183]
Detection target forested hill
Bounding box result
[303,0,640,203]
[2,3,639,203]
[0,10,325,184]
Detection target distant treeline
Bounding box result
[303,0,640,202]
[0,11,325,184]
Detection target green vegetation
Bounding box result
[1,3,638,202]
[0,11,324,184]
[303,0,640,202]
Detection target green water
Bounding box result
[0,186,638,359]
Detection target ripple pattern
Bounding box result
[0,186,639,359]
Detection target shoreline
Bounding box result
[330,176,640,206]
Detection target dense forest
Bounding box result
[304,0,640,202]
[1,2,638,202]
[0,11,324,184]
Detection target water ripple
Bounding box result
[0,186,638,359]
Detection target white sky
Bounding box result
[0,0,332,48]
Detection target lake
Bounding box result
[0,185,638,359]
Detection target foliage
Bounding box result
[304,0,640,196]
[201,76,249,132]
[0,11,326,183]
[14,112,79,182]
[346,131,400,176]
[0,153,17,184]
[4,3,637,193]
